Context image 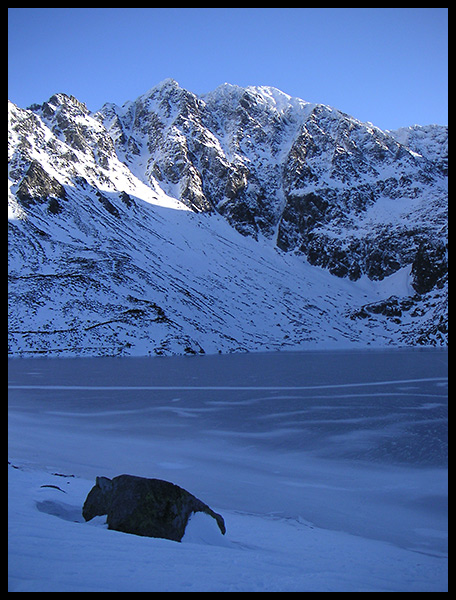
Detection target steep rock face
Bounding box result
[7,82,448,356]
[98,81,313,236]
[277,111,447,283]
[97,80,447,292]
[16,160,67,213]
[388,124,448,176]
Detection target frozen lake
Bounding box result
[8,348,448,591]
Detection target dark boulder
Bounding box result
[82,474,225,542]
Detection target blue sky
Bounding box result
[8,8,447,130]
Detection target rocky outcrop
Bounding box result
[16,160,67,214]
[82,475,226,542]
[411,240,448,295]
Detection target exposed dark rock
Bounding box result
[95,190,120,217]
[411,241,448,295]
[349,295,415,320]
[82,475,226,542]
[119,190,135,208]
[16,160,66,212]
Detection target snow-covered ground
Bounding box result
[8,349,448,592]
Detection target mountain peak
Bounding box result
[202,82,312,115]
[39,93,89,115]
[136,78,184,102]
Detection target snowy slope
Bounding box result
[8,83,448,356]
[9,464,447,592]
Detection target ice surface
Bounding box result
[8,349,448,592]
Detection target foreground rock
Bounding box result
[82,474,226,542]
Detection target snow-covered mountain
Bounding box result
[8,80,448,356]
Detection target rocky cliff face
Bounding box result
[8,81,448,356]
[98,80,447,286]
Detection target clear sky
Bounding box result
[8,8,448,130]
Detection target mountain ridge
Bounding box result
[96,80,447,280]
[8,81,447,356]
